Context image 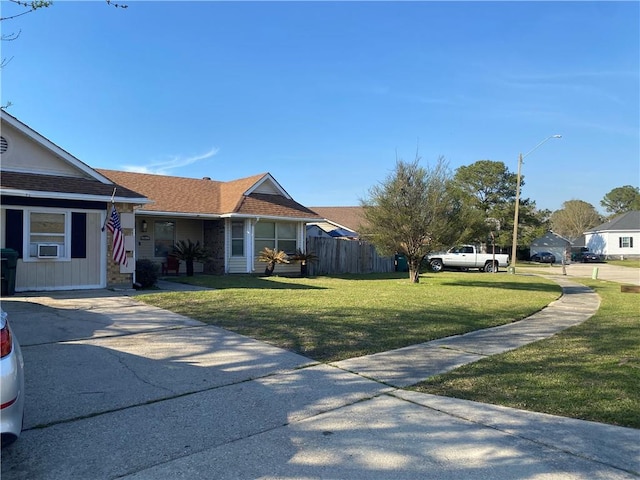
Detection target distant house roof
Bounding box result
[98,169,321,221]
[585,211,640,233]
[531,231,572,248]
[310,206,366,232]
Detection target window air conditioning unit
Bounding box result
[38,244,60,258]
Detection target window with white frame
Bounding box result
[231,221,245,256]
[619,237,634,248]
[254,221,297,255]
[28,211,68,259]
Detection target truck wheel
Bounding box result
[430,259,444,272]
[484,261,498,273]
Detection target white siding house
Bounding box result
[584,211,640,259]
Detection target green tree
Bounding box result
[550,200,602,242]
[601,185,640,215]
[452,160,517,212]
[518,204,552,246]
[360,156,465,284]
[451,159,548,248]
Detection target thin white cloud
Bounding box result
[122,147,219,175]
[490,70,638,106]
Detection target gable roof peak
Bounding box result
[1,110,114,184]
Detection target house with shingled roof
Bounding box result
[1,111,322,290]
[1,110,148,292]
[306,206,366,239]
[98,169,322,275]
[584,211,640,259]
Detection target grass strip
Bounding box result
[410,278,640,428]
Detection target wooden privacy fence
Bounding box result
[307,237,395,275]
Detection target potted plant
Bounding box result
[290,249,318,277]
[172,239,210,276]
[257,247,289,276]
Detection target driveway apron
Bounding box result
[1,277,638,480]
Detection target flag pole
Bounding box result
[101,187,117,231]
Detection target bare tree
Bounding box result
[1,0,127,108]
[360,155,465,283]
[1,0,126,22]
[550,200,602,242]
[1,0,126,62]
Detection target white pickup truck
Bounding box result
[427,245,510,273]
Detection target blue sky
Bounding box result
[2,1,638,214]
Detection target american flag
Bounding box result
[106,205,128,267]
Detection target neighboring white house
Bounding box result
[584,211,640,259]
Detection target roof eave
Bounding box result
[136,211,222,218]
[1,188,149,204]
[221,213,321,222]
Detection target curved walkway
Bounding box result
[331,276,601,387]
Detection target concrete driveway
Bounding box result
[1,279,638,479]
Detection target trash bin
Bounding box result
[395,254,408,272]
[1,248,18,296]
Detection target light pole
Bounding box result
[510,135,562,272]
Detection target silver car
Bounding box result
[1,308,24,446]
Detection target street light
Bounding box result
[510,135,562,272]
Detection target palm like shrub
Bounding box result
[290,249,318,277]
[172,239,210,276]
[258,247,289,276]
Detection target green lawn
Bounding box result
[137,272,639,428]
[607,258,640,268]
[411,278,640,428]
[138,272,560,362]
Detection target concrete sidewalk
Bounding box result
[332,277,600,387]
[1,276,638,479]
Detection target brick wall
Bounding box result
[106,202,135,289]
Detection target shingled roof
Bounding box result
[1,170,145,202]
[97,169,321,220]
[310,206,367,232]
[586,210,640,233]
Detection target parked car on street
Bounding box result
[581,252,603,263]
[530,252,556,264]
[1,308,24,446]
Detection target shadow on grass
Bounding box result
[159,274,327,291]
[314,272,411,281]
[441,279,561,293]
[137,296,543,363]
